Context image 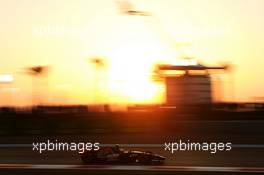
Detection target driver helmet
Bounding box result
[115,144,120,150]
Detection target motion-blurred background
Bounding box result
[0,0,263,108]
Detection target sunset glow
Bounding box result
[0,0,264,106]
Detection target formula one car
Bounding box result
[80,145,165,165]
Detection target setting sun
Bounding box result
[93,14,173,104]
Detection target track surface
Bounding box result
[0,120,263,174]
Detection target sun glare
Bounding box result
[86,14,174,104]
[104,36,168,104]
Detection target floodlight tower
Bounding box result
[88,57,107,104]
[25,66,49,106]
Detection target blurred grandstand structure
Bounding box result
[156,61,227,109]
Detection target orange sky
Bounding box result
[0,0,264,106]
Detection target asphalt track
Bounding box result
[0,146,263,167]
[0,164,264,174]
[0,120,263,174]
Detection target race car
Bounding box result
[80,145,165,165]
